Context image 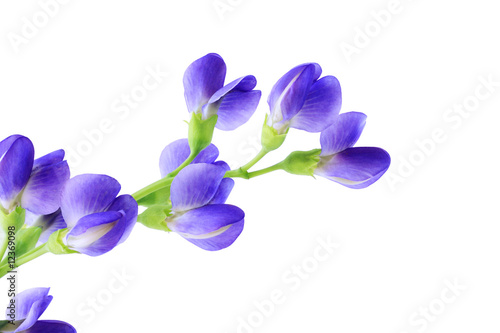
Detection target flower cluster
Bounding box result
[0,135,138,261]
[135,53,390,252]
[0,136,139,331]
[1,52,391,331]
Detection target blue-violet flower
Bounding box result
[315,112,391,188]
[184,53,261,131]
[2,287,75,333]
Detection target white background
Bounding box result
[1,0,499,332]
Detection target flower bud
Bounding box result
[261,114,288,152]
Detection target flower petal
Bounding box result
[213,160,230,171]
[60,174,121,229]
[208,162,233,204]
[107,194,138,245]
[21,161,70,215]
[183,53,226,113]
[32,149,65,169]
[159,139,219,178]
[9,288,50,321]
[66,195,136,256]
[0,135,23,156]
[24,320,76,333]
[170,164,226,211]
[184,218,244,251]
[0,135,34,210]
[320,112,367,156]
[207,75,257,105]
[66,211,123,256]
[315,147,391,189]
[201,76,260,129]
[168,203,244,235]
[213,90,262,131]
[208,178,234,204]
[290,76,342,132]
[268,63,321,126]
[9,288,52,332]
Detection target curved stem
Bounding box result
[132,177,173,202]
[167,151,199,178]
[0,243,49,278]
[133,147,273,201]
[133,148,202,202]
[240,148,269,172]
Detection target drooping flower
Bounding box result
[2,287,76,333]
[165,163,244,251]
[183,53,262,131]
[314,112,391,189]
[0,135,69,215]
[51,174,138,256]
[266,63,342,134]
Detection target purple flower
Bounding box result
[267,63,342,134]
[183,53,261,131]
[165,163,244,251]
[314,112,391,189]
[56,174,138,256]
[3,287,76,333]
[0,135,70,215]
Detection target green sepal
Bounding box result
[261,114,288,152]
[14,226,42,258]
[46,228,78,255]
[137,205,172,232]
[136,185,171,208]
[188,112,218,155]
[0,207,26,233]
[281,149,322,176]
[0,320,17,331]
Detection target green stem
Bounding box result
[225,162,284,180]
[167,151,199,178]
[0,235,8,263]
[240,148,269,172]
[133,146,273,202]
[0,243,49,278]
[16,243,49,266]
[247,162,284,179]
[132,177,173,202]
[224,168,249,179]
[132,150,200,203]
